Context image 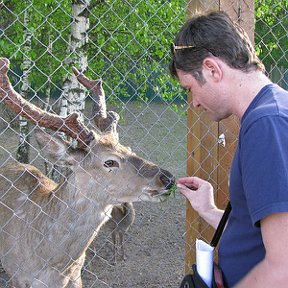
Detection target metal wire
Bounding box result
[0,0,287,287]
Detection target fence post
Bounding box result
[185,0,254,273]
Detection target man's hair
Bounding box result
[170,11,265,82]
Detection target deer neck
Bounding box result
[40,172,114,260]
[55,171,111,214]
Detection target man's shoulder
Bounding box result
[242,84,288,129]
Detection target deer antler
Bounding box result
[72,67,119,134]
[0,58,94,148]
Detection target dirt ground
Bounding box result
[0,101,188,288]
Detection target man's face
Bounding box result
[176,69,231,122]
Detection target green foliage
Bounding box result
[159,183,178,202]
[255,0,288,68]
[0,0,186,103]
[87,0,187,102]
[1,0,286,102]
[1,0,72,93]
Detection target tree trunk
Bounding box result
[16,6,32,164]
[43,33,53,176]
[60,0,89,120]
[53,0,90,182]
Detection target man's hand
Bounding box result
[177,176,224,229]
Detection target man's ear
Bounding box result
[202,58,223,82]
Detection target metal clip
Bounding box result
[218,133,226,147]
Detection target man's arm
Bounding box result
[234,212,288,287]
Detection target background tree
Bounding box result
[87,0,186,104]
[16,1,32,163]
[1,0,287,102]
[255,0,288,69]
[1,0,287,165]
[52,0,90,182]
[0,0,186,105]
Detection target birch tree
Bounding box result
[60,0,90,120]
[52,0,90,182]
[16,3,32,163]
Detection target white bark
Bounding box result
[55,0,90,182]
[16,7,32,164]
[60,0,90,121]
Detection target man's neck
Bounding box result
[230,70,272,119]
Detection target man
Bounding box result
[172,11,288,287]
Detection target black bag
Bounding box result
[179,203,231,288]
[179,264,225,288]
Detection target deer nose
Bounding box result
[159,170,175,189]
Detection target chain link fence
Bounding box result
[0,0,287,287]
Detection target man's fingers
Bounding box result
[177,183,189,189]
[177,183,197,190]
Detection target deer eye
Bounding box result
[104,160,119,168]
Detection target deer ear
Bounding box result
[34,129,76,167]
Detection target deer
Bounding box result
[0,57,175,288]
[105,202,135,264]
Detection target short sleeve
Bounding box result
[240,115,288,225]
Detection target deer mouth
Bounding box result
[149,182,177,199]
[148,189,166,197]
[148,188,172,200]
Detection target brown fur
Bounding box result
[0,130,174,288]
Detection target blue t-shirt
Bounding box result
[218,84,288,287]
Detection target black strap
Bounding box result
[210,202,231,247]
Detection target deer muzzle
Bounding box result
[159,169,175,190]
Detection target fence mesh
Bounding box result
[0,0,287,287]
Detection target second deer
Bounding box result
[105,202,136,264]
[0,58,175,288]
